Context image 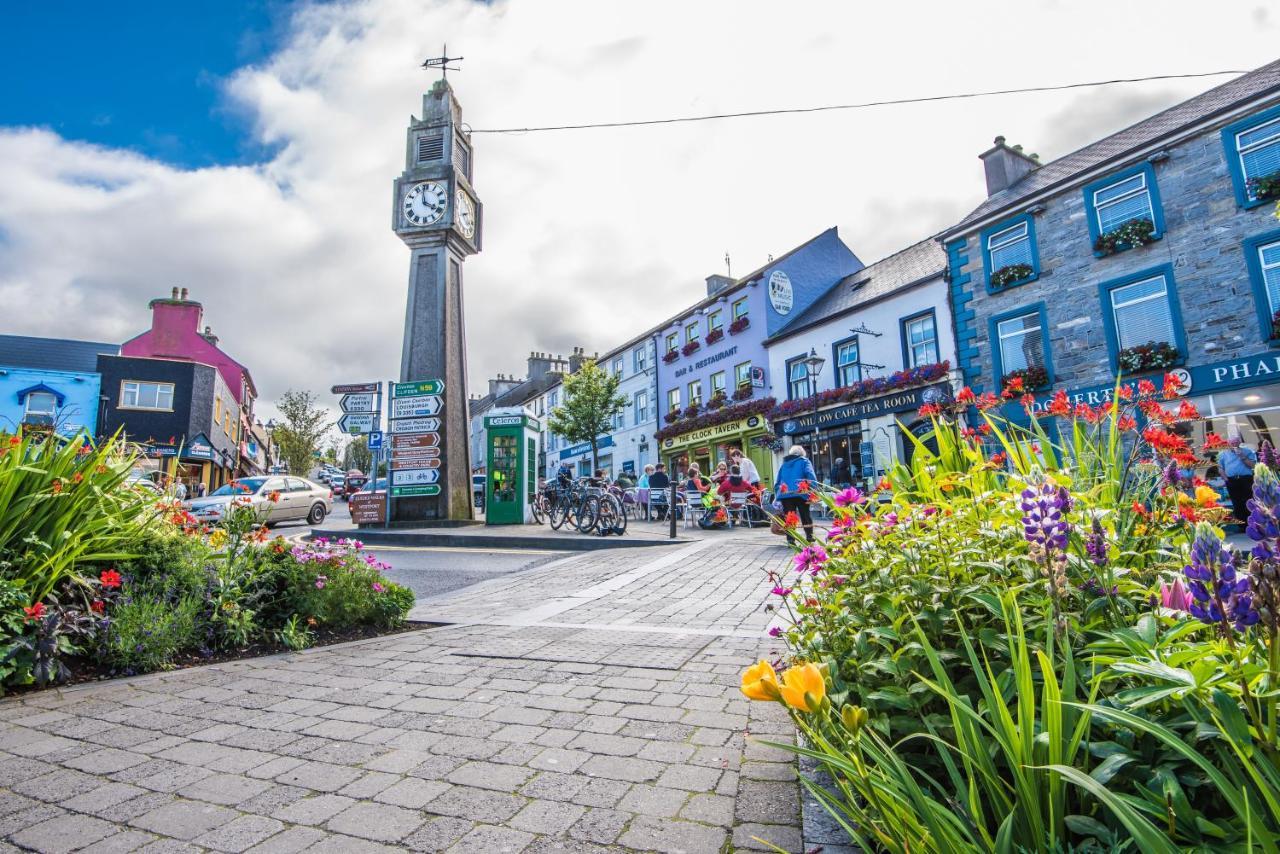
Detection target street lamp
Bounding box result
[802,348,826,470]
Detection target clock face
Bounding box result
[403,181,447,227]
[455,190,476,240]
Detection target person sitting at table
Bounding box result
[717,465,760,500]
[684,463,710,494]
[647,463,671,519]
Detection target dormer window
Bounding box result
[417,135,444,163]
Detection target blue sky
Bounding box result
[0,1,299,166]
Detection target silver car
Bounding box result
[186,476,331,526]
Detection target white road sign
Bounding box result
[391,395,441,419]
[390,418,441,435]
[338,413,377,434]
[340,393,377,413]
[391,468,441,486]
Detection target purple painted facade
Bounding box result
[656,228,862,423]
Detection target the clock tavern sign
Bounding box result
[391,68,482,522]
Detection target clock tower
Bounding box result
[392,75,482,522]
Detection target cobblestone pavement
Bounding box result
[0,531,798,852]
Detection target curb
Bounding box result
[308,528,692,551]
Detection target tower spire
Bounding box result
[421,43,463,79]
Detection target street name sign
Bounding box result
[390,418,442,436]
[392,379,445,398]
[338,413,377,434]
[392,484,440,497]
[332,382,379,394]
[340,393,377,413]
[392,468,440,486]
[390,397,441,419]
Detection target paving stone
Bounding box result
[336,770,399,798]
[578,754,664,783]
[178,772,273,806]
[373,777,449,809]
[130,798,240,841]
[446,760,533,792]
[135,840,203,853]
[733,821,804,853]
[10,812,117,853]
[306,834,402,853]
[193,815,287,853]
[58,781,147,814]
[569,777,631,808]
[108,792,177,822]
[618,783,689,818]
[735,779,800,824]
[617,814,727,854]
[243,826,327,854]
[63,748,148,774]
[526,747,589,773]
[567,807,630,845]
[657,763,722,792]
[234,784,309,815]
[742,760,797,781]
[273,760,362,792]
[401,816,473,852]
[269,793,356,825]
[326,801,424,842]
[508,799,585,835]
[90,830,159,853]
[681,792,735,826]
[445,824,534,854]
[426,785,524,822]
[13,768,101,802]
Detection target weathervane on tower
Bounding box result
[420,44,463,79]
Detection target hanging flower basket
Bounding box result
[1117,340,1180,374]
[990,263,1034,289]
[732,385,754,401]
[728,316,750,335]
[681,340,701,357]
[705,328,725,345]
[655,397,777,442]
[663,411,681,424]
[1001,365,1049,394]
[662,350,679,364]
[1093,218,1157,257]
[682,403,701,419]
[705,392,728,411]
[768,361,951,420]
[1247,171,1280,203]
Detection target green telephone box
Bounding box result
[483,411,541,525]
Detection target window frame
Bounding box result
[665,332,678,354]
[987,302,1053,387]
[1221,103,1280,209]
[899,309,940,369]
[785,354,813,401]
[685,322,700,344]
[120,380,175,412]
[831,334,861,387]
[611,356,624,378]
[1082,162,1165,254]
[633,390,649,426]
[732,298,748,320]
[667,388,680,415]
[687,380,702,408]
[980,213,1040,292]
[734,361,752,389]
[710,371,726,398]
[23,391,58,418]
[633,345,648,373]
[1096,264,1186,371]
[1243,227,1280,343]
[707,310,723,332]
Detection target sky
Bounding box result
[0,0,1277,424]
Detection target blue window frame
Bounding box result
[1244,227,1280,342]
[1097,264,1187,369]
[988,303,1052,387]
[831,335,861,386]
[900,310,939,369]
[1221,104,1280,209]
[980,214,1039,291]
[785,356,812,400]
[1082,163,1165,254]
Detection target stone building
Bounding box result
[941,59,1280,449]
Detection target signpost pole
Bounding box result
[384,380,393,529]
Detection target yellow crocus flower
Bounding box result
[740,659,782,702]
[780,662,826,712]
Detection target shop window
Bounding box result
[687,380,702,408]
[1221,105,1280,208]
[732,298,748,320]
[1245,229,1280,342]
[1083,163,1165,251]
[1098,265,1186,369]
[834,336,860,386]
[990,303,1052,387]
[121,380,174,411]
[900,311,939,368]
[710,372,726,398]
[665,332,678,354]
[981,215,1039,291]
[708,310,722,332]
[786,358,812,400]
[734,361,752,389]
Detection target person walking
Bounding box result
[1219,436,1258,523]
[731,449,760,487]
[775,445,818,543]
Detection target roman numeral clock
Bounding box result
[392,72,482,522]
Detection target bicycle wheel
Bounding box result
[575,496,599,533]
[529,494,545,524]
[598,493,627,535]
[549,498,570,530]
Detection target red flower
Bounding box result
[917,403,941,417]
[50,480,63,495]
[1131,501,1151,519]
[979,423,992,435]
[23,603,45,622]
[989,452,1007,466]
[72,472,83,484]
[1116,385,1134,401]
[1162,373,1182,399]
[1072,403,1092,420]
[1176,400,1200,420]
[1117,414,1137,432]
[777,483,788,494]
[797,480,809,492]
[783,511,801,527]
[956,387,976,405]
[876,477,891,492]
[1047,390,1070,417]
[1137,379,1157,398]
[1202,432,1230,451]
[90,600,105,614]
[99,569,122,589]
[976,392,1000,411]
[267,490,282,503]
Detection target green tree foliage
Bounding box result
[344,436,373,474]
[272,390,331,477]
[546,360,626,470]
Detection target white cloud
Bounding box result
[0,0,1274,423]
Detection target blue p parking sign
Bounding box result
[367,431,384,451]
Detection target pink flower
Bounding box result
[767,627,782,638]
[771,586,792,598]
[315,575,327,590]
[1160,578,1192,612]
[793,545,828,575]
[833,487,864,508]
[371,583,384,593]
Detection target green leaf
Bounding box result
[1042,764,1178,854]
[1090,753,1136,785]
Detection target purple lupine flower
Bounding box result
[1085,517,1108,568]
[1184,523,1259,633]
[1261,441,1280,470]
[1080,578,1117,598]
[793,545,828,575]
[1162,459,1181,488]
[1248,464,1280,562]
[1020,476,1071,552]
[833,487,864,508]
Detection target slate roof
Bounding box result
[0,335,119,373]
[946,59,1280,236]
[767,238,946,343]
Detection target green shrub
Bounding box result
[253,539,412,631]
[99,590,200,672]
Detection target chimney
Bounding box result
[179,287,189,301]
[171,287,179,300]
[568,346,589,374]
[528,351,554,380]
[705,274,734,297]
[978,136,1040,197]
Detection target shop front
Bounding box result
[659,414,773,487]
[774,383,950,486]
[555,436,615,479]
[142,432,231,493]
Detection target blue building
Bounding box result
[941,59,1280,452]
[0,335,118,437]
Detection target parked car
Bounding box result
[352,478,387,495]
[186,476,330,526]
[472,474,486,510]
[330,475,347,497]
[343,469,368,500]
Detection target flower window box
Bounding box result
[1093,218,1157,257]
[705,328,725,345]
[732,385,753,402]
[1000,366,1049,395]
[1247,171,1280,203]
[705,392,728,411]
[662,350,679,364]
[1117,340,1180,374]
[1271,309,1280,342]
[682,404,701,419]
[728,316,750,335]
[990,263,1034,290]
[681,340,701,357]
[663,411,681,424]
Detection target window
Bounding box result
[611,357,623,378]
[732,298,748,320]
[633,391,649,426]
[708,310,722,332]
[734,361,752,389]
[687,380,702,408]
[667,388,680,414]
[1245,229,1280,341]
[1097,265,1185,368]
[834,337,860,386]
[613,410,625,430]
[1222,105,1280,207]
[24,392,57,417]
[214,398,222,424]
[633,345,648,373]
[1083,163,1164,250]
[549,390,559,408]
[685,322,700,344]
[901,311,939,368]
[710,372,726,397]
[665,333,678,354]
[787,358,812,401]
[981,215,1039,290]
[121,381,174,411]
[995,311,1046,376]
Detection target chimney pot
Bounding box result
[180,287,188,300]
[171,287,179,300]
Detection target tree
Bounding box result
[344,436,373,473]
[273,390,331,477]
[546,359,626,471]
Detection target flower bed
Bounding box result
[1117,339,1179,373]
[745,379,1280,850]
[990,262,1034,289]
[1093,217,1157,256]
[768,361,950,420]
[654,396,776,442]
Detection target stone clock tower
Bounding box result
[392,76,482,522]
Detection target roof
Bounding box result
[945,59,1280,236]
[0,335,119,373]
[494,371,564,407]
[767,238,946,343]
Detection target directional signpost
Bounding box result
[333,382,384,526]
[337,413,377,434]
[390,418,440,435]
[386,378,447,522]
[340,393,378,413]
[390,396,442,419]
[392,380,444,398]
